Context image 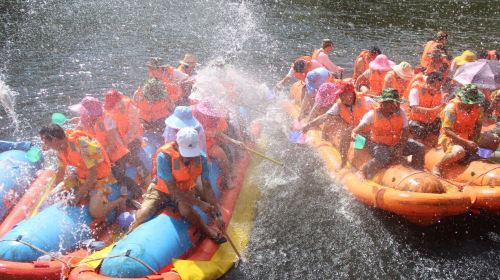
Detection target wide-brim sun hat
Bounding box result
[179,54,200,66]
[373,88,407,103]
[176,127,201,157]
[196,100,227,118]
[454,50,477,66]
[391,61,414,80]
[165,106,201,129]
[369,54,395,71]
[69,96,103,118]
[455,84,485,105]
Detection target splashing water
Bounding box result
[0,76,19,133]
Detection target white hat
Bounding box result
[176,127,201,157]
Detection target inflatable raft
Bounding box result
[0,141,43,222]
[69,149,255,280]
[0,134,159,280]
[284,81,485,225]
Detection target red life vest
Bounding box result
[338,96,372,127]
[421,40,439,68]
[153,142,202,193]
[106,96,144,143]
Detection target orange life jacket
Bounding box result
[441,98,480,140]
[311,48,323,60]
[133,87,171,123]
[409,82,442,123]
[421,40,439,68]
[368,69,387,96]
[153,142,202,193]
[339,96,372,127]
[371,108,404,146]
[106,96,143,143]
[58,130,111,179]
[353,50,371,81]
[425,58,450,79]
[383,70,409,95]
[88,115,129,163]
[403,73,425,99]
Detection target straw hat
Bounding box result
[179,54,200,66]
[391,61,414,80]
[369,54,395,71]
[145,57,167,68]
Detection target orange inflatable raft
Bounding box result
[284,81,492,225]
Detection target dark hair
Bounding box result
[322,39,333,49]
[477,50,488,59]
[39,124,66,140]
[293,60,307,73]
[369,46,381,55]
[427,72,443,83]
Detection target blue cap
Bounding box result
[305,67,330,96]
[165,106,202,129]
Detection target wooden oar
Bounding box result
[223,231,245,265]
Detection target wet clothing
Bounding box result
[312,48,343,73]
[409,119,441,139]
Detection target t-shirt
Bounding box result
[358,109,408,128]
[156,152,210,183]
[316,50,342,73]
[408,88,444,107]
[58,135,106,170]
[441,102,483,130]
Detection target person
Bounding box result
[421,31,449,68]
[69,96,143,199]
[276,56,322,88]
[163,106,207,154]
[383,61,414,95]
[303,82,374,168]
[177,53,199,76]
[352,46,381,81]
[351,88,425,179]
[299,67,330,120]
[487,50,499,60]
[129,127,226,244]
[433,84,484,176]
[104,90,148,185]
[485,89,500,122]
[408,72,444,141]
[193,100,242,189]
[355,54,395,96]
[146,57,192,105]
[311,39,344,75]
[309,81,341,120]
[449,50,476,74]
[133,78,173,134]
[39,124,127,219]
[425,48,450,80]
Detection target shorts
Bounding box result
[140,183,177,215]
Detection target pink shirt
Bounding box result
[316,49,343,73]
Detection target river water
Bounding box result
[1,0,499,279]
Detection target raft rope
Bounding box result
[395,171,429,190]
[471,166,500,186]
[0,238,160,275]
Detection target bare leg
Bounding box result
[89,189,127,220]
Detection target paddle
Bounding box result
[225,136,284,166]
[223,231,246,265]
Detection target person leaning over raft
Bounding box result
[408,72,445,142]
[351,88,425,179]
[302,81,374,168]
[311,39,344,75]
[39,124,127,219]
[432,84,485,176]
[129,127,227,244]
[276,55,322,88]
[299,67,330,120]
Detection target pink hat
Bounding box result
[369,54,395,71]
[196,100,227,118]
[69,96,103,118]
[314,82,339,108]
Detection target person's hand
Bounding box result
[351,131,358,141]
[465,140,478,152]
[200,201,214,213]
[212,207,225,231]
[337,67,345,73]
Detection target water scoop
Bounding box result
[51,113,67,125]
[353,135,366,150]
[288,119,306,144]
[477,147,493,159]
[25,146,42,163]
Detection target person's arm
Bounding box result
[302,113,333,132]
[276,66,295,88]
[317,53,343,74]
[351,110,373,139]
[443,128,478,151]
[126,105,141,143]
[355,70,370,92]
